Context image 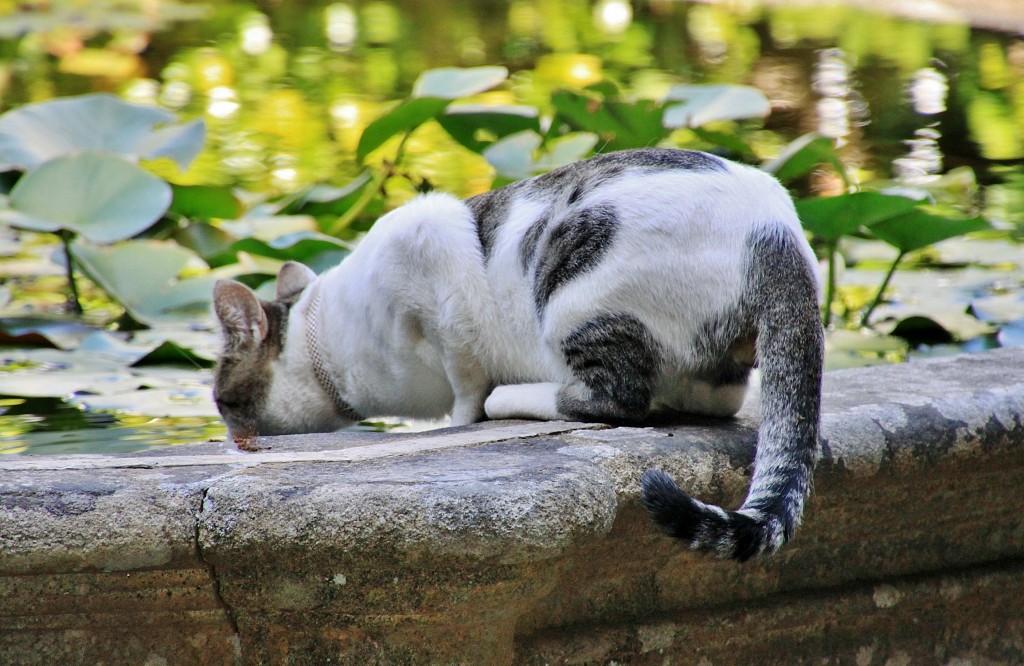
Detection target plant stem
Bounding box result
[392,128,414,170]
[327,170,387,236]
[329,129,413,235]
[823,240,837,327]
[60,231,83,315]
[328,130,413,237]
[860,250,905,328]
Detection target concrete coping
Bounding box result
[3,347,1024,664]
[3,347,1024,569]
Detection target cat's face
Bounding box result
[211,262,343,443]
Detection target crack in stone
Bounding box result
[194,485,242,641]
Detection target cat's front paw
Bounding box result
[484,383,564,421]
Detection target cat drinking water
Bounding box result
[212,148,823,561]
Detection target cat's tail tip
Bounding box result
[640,469,786,562]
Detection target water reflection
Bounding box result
[909,66,948,115]
[2,0,1020,194]
[812,49,854,141]
[894,66,949,182]
[207,86,240,120]
[894,126,943,182]
[2,0,1024,454]
[238,13,271,56]
[325,3,359,51]
[594,0,633,34]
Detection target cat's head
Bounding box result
[211,261,345,442]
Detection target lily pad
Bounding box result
[824,329,909,370]
[532,133,600,172]
[796,192,923,241]
[483,130,543,180]
[888,315,956,345]
[221,214,319,242]
[131,340,215,369]
[0,360,144,398]
[0,93,205,171]
[284,172,374,217]
[869,208,990,254]
[69,385,218,419]
[997,318,1024,347]
[171,222,238,267]
[968,293,1024,323]
[137,120,207,171]
[411,66,508,100]
[0,317,96,349]
[71,239,217,325]
[663,84,770,128]
[231,230,350,265]
[0,153,172,243]
[763,133,849,186]
[438,105,541,152]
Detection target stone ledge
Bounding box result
[2,348,1024,664]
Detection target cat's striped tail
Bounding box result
[641,225,823,561]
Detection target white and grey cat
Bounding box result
[212,148,823,561]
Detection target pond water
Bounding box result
[1,0,1022,454]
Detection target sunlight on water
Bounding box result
[0,0,1022,454]
[325,3,358,51]
[594,0,633,34]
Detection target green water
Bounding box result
[1,0,1022,453]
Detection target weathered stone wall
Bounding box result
[2,348,1023,665]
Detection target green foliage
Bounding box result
[0,69,1001,410]
[869,208,990,254]
[0,75,998,335]
[357,66,510,161]
[0,93,204,171]
[785,143,992,328]
[551,90,665,151]
[662,84,771,128]
[0,94,208,314]
[170,185,243,221]
[357,97,452,163]
[763,134,851,189]
[0,153,172,243]
[795,192,923,241]
[437,106,541,153]
[71,240,218,326]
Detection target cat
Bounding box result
[212,148,823,561]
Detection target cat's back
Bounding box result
[470,149,798,252]
[468,148,803,288]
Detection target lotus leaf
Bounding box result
[0,153,172,243]
[0,93,205,171]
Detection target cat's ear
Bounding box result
[213,280,268,350]
[276,261,317,302]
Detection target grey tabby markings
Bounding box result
[518,213,549,271]
[531,205,619,312]
[740,226,822,520]
[465,185,519,261]
[557,312,661,421]
[466,148,728,262]
[554,147,728,174]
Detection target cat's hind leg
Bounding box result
[485,312,661,423]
